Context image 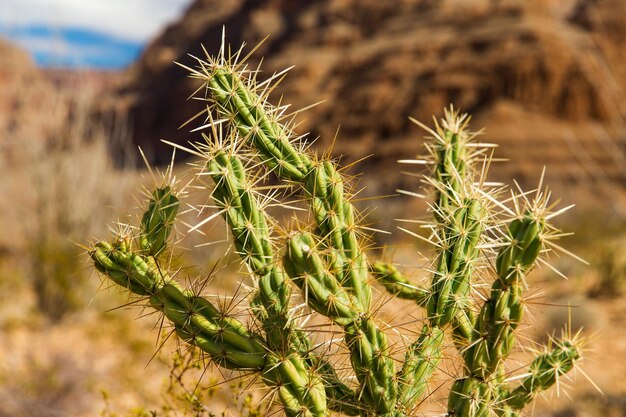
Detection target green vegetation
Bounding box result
[89,39,583,416]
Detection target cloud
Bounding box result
[1,0,191,42]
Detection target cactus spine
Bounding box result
[90,39,584,417]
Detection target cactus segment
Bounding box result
[430,117,471,223]
[284,232,398,413]
[427,199,485,328]
[447,377,492,417]
[93,240,162,296]
[304,162,371,311]
[284,232,362,325]
[140,186,180,256]
[207,67,313,181]
[464,213,545,379]
[397,326,445,408]
[92,239,267,370]
[344,317,397,413]
[262,354,328,417]
[370,261,429,306]
[506,340,580,410]
[495,214,544,282]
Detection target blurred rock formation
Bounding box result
[18,1,626,210]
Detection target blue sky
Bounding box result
[0,0,192,70]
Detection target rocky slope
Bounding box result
[0,38,62,143]
[112,0,626,212]
[0,38,122,153]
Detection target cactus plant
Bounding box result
[90,38,584,417]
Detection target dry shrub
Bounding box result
[0,75,139,321]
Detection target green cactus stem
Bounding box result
[463,213,545,380]
[506,339,580,410]
[139,186,180,257]
[92,239,266,370]
[370,261,429,306]
[88,40,585,417]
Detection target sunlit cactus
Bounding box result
[89,35,586,417]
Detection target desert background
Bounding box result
[1,0,626,416]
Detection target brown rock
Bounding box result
[0,38,124,164]
[111,0,626,212]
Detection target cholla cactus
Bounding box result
[90,37,584,417]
